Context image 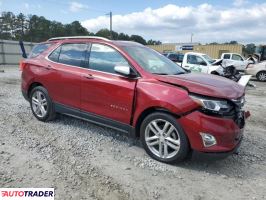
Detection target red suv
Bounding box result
[21,36,249,163]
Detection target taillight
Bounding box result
[19,60,27,71]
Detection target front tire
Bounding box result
[140,112,189,163]
[30,86,56,122]
[256,71,266,82]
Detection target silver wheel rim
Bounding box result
[259,72,266,81]
[31,91,48,118]
[145,119,180,159]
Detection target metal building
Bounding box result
[147,43,243,59]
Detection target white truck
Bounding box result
[220,53,251,71]
[180,52,224,75]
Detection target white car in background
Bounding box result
[245,61,266,81]
[181,52,224,75]
[221,53,252,71]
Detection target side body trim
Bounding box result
[54,103,136,137]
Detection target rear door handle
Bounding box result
[83,74,94,79]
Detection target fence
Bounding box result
[0,39,35,66]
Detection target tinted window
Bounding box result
[89,44,130,74]
[223,54,230,59]
[29,43,52,58]
[58,43,87,67]
[168,54,177,59]
[177,54,184,62]
[48,46,61,62]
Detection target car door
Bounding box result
[186,54,208,73]
[80,43,137,125]
[46,42,88,109]
[232,54,246,71]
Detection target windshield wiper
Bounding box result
[174,72,186,75]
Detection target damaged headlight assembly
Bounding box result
[190,94,233,115]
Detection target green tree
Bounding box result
[118,33,130,40]
[147,39,162,45]
[130,35,147,45]
[244,43,256,55]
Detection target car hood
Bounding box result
[156,73,245,99]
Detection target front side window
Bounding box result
[89,44,130,74]
[188,55,207,66]
[232,54,243,61]
[57,43,87,67]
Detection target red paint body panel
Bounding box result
[21,38,250,155]
[132,79,199,126]
[80,69,136,124]
[178,111,244,152]
[155,73,245,99]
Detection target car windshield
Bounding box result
[202,54,215,64]
[123,46,186,75]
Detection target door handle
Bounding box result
[44,65,55,70]
[83,74,94,79]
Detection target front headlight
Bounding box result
[190,94,233,114]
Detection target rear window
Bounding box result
[29,43,52,58]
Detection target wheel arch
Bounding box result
[27,82,44,98]
[134,107,180,138]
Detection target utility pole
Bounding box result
[109,11,112,39]
[191,33,194,43]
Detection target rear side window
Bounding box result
[89,44,130,74]
[48,47,61,62]
[29,43,52,58]
[58,43,87,67]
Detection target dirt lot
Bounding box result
[0,67,266,200]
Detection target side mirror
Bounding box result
[114,66,137,78]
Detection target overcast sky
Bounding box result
[1,0,266,44]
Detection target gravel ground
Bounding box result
[0,66,266,200]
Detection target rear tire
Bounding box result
[256,71,266,82]
[30,86,56,122]
[140,112,189,163]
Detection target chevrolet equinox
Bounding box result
[21,36,249,163]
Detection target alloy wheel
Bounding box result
[31,90,48,118]
[145,119,180,159]
[258,72,266,81]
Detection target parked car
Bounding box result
[181,52,223,75]
[245,61,266,81]
[21,36,250,163]
[165,53,184,64]
[221,53,251,71]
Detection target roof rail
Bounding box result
[48,36,110,41]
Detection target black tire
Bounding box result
[29,86,56,122]
[140,112,189,163]
[256,71,266,82]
